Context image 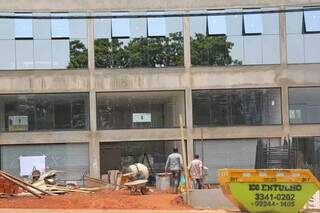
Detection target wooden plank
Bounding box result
[0,171,53,196]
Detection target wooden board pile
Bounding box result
[0,170,108,198]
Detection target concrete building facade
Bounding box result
[0,0,320,183]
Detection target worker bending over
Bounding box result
[127,163,149,181]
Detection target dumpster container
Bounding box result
[218,169,320,213]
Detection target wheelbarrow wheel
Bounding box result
[141,186,148,195]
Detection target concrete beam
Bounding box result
[0,0,319,11]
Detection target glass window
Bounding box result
[112,12,130,38]
[304,10,320,33]
[100,141,181,175]
[51,13,69,38]
[147,12,166,36]
[207,11,227,35]
[243,10,263,34]
[1,143,89,182]
[0,93,89,132]
[97,91,185,129]
[15,13,33,38]
[289,87,320,124]
[192,88,282,127]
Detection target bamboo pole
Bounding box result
[179,114,190,204]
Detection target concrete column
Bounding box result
[87,11,100,178]
[281,85,290,141]
[183,15,194,162]
[279,6,287,66]
[0,101,5,131]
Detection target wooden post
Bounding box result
[179,114,190,204]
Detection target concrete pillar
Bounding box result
[281,85,290,142]
[279,6,287,66]
[0,101,5,131]
[87,11,100,178]
[183,15,194,162]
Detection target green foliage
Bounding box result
[190,34,241,66]
[68,40,88,69]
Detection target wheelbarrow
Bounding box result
[124,179,149,195]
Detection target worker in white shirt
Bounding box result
[188,154,203,189]
[127,163,150,181]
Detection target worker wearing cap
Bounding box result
[165,148,183,193]
[127,163,149,180]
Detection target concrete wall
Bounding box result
[0,0,320,178]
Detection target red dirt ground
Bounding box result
[0,189,192,209]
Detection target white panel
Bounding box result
[304,34,320,63]
[16,40,34,69]
[190,15,206,37]
[0,40,15,69]
[262,8,279,35]
[286,34,305,64]
[94,12,111,39]
[112,12,130,38]
[70,13,87,39]
[285,7,303,34]
[130,17,147,38]
[166,15,183,36]
[15,13,33,38]
[227,36,243,64]
[0,13,14,39]
[33,13,51,39]
[243,36,262,65]
[52,39,70,69]
[34,40,52,69]
[262,35,280,64]
[51,13,69,38]
[226,9,243,36]
[147,12,166,37]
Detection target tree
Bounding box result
[68,40,88,69]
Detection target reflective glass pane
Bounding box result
[192,88,282,126]
[289,87,320,124]
[51,13,69,38]
[0,93,89,132]
[97,91,185,129]
[244,12,263,34]
[68,39,88,69]
[304,10,320,32]
[147,12,166,36]
[112,12,130,38]
[15,13,33,38]
[208,12,227,35]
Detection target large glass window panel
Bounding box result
[100,141,181,175]
[1,143,89,183]
[93,12,111,39]
[33,13,51,39]
[15,13,33,38]
[304,10,320,33]
[51,13,69,38]
[208,11,227,35]
[52,39,70,69]
[34,40,52,69]
[69,13,87,39]
[193,88,282,127]
[15,40,34,69]
[243,10,263,35]
[289,87,320,124]
[0,93,89,132]
[147,12,166,37]
[0,13,14,39]
[68,39,88,69]
[0,40,15,70]
[97,91,185,129]
[130,17,147,38]
[112,12,130,38]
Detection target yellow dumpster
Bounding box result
[218,169,320,213]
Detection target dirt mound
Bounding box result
[0,189,191,209]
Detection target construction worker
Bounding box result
[165,148,183,193]
[188,154,203,189]
[127,163,150,181]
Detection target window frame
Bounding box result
[303,9,320,34]
[207,10,227,36]
[243,9,263,36]
[14,12,33,39]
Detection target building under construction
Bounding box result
[0,0,319,184]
